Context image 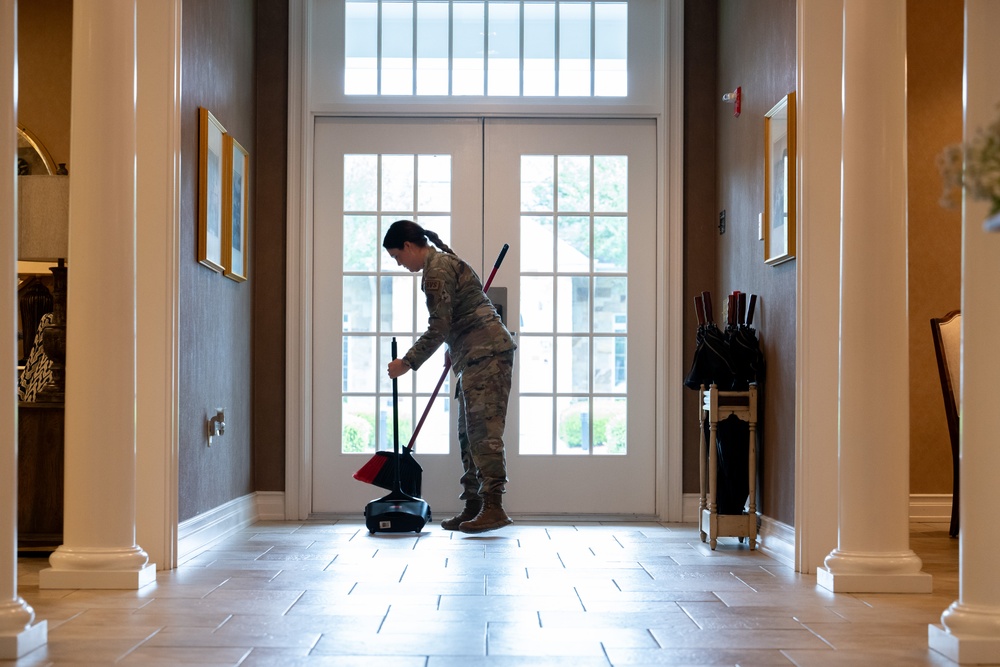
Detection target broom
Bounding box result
[354,243,510,492]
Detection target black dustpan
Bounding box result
[365,337,431,534]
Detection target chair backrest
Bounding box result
[930,310,961,445]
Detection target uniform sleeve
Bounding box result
[403,262,455,370]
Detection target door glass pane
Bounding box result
[523,2,555,96]
[519,396,554,455]
[557,215,590,271]
[382,1,415,95]
[344,276,377,332]
[593,276,626,332]
[340,151,453,455]
[518,336,553,393]
[593,335,625,393]
[556,336,589,393]
[345,2,378,94]
[594,155,627,212]
[379,275,415,331]
[417,155,452,211]
[343,336,376,393]
[453,1,485,95]
[593,397,626,455]
[342,396,377,452]
[520,276,553,332]
[557,397,590,454]
[344,155,378,211]
[417,2,450,95]
[521,155,554,211]
[594,2,627,96]
[488,1,521,96]
[518,150,630,455]
[557,155,590,211]
[521,216,554,272]
[594,216,626,272]
[558,2,591,96]
[556,276,589,333]
[381,155,415,211]
[343,215,379,271]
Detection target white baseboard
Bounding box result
[255,491,286,521]
[758,515,794,567]
[909,493,952,523]
[177,491,287,564]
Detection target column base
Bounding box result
[929,625,1000,664]
[39,563,156,590]
[0,621,48,660]
[817,566,933,593]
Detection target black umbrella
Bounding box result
[729,293,764,391]
[684,291,734,391]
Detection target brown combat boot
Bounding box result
[441,497,482,531]
[459,493,512,534]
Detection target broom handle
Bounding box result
[406,243,509,452]
[391,338,401,490]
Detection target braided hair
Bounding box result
[383,219,455,255]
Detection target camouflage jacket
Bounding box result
[402,247,515,374]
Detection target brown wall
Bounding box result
[15,0,72,167]
[179,0,256,521]
[253,0,288,491]
[906,0,963,494]
[681,1,719,494]
[684,0,798,525]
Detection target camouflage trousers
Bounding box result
[456,349,514,498]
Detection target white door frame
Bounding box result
[285,0,687,523]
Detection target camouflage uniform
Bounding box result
[401,247,516,497]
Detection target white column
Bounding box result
[929,0,1000,663]
[39,0,155,590]
[816,0,931,594]
[794,0,843,575]
[0,0,48,658]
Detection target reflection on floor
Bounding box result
[11,521,959,666]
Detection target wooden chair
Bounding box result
[930,310,961,537]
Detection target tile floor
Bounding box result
[8,520,960,666]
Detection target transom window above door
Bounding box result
[345,0,628,97]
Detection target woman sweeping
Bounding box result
[383,220,516,533]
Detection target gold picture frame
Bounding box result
[223,134,249,282]
[763,91,796,266]
[198,108,226,272]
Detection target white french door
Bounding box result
[311,117,657,517]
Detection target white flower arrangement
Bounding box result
[937,106,1000,225]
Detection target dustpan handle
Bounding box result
[391,338,400,459]
[406,243,510,452]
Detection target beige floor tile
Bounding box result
[9,520,965,667]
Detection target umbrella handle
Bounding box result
[702,291,714,324]
[738,293,747,325]
[694,295,706,326]
[727,294,737,327]
[747,294,757,325]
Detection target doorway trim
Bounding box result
[285,0,686,522]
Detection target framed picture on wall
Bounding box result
[763,91,796,266]
[198,108,226,272]
[223,134,249,282]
